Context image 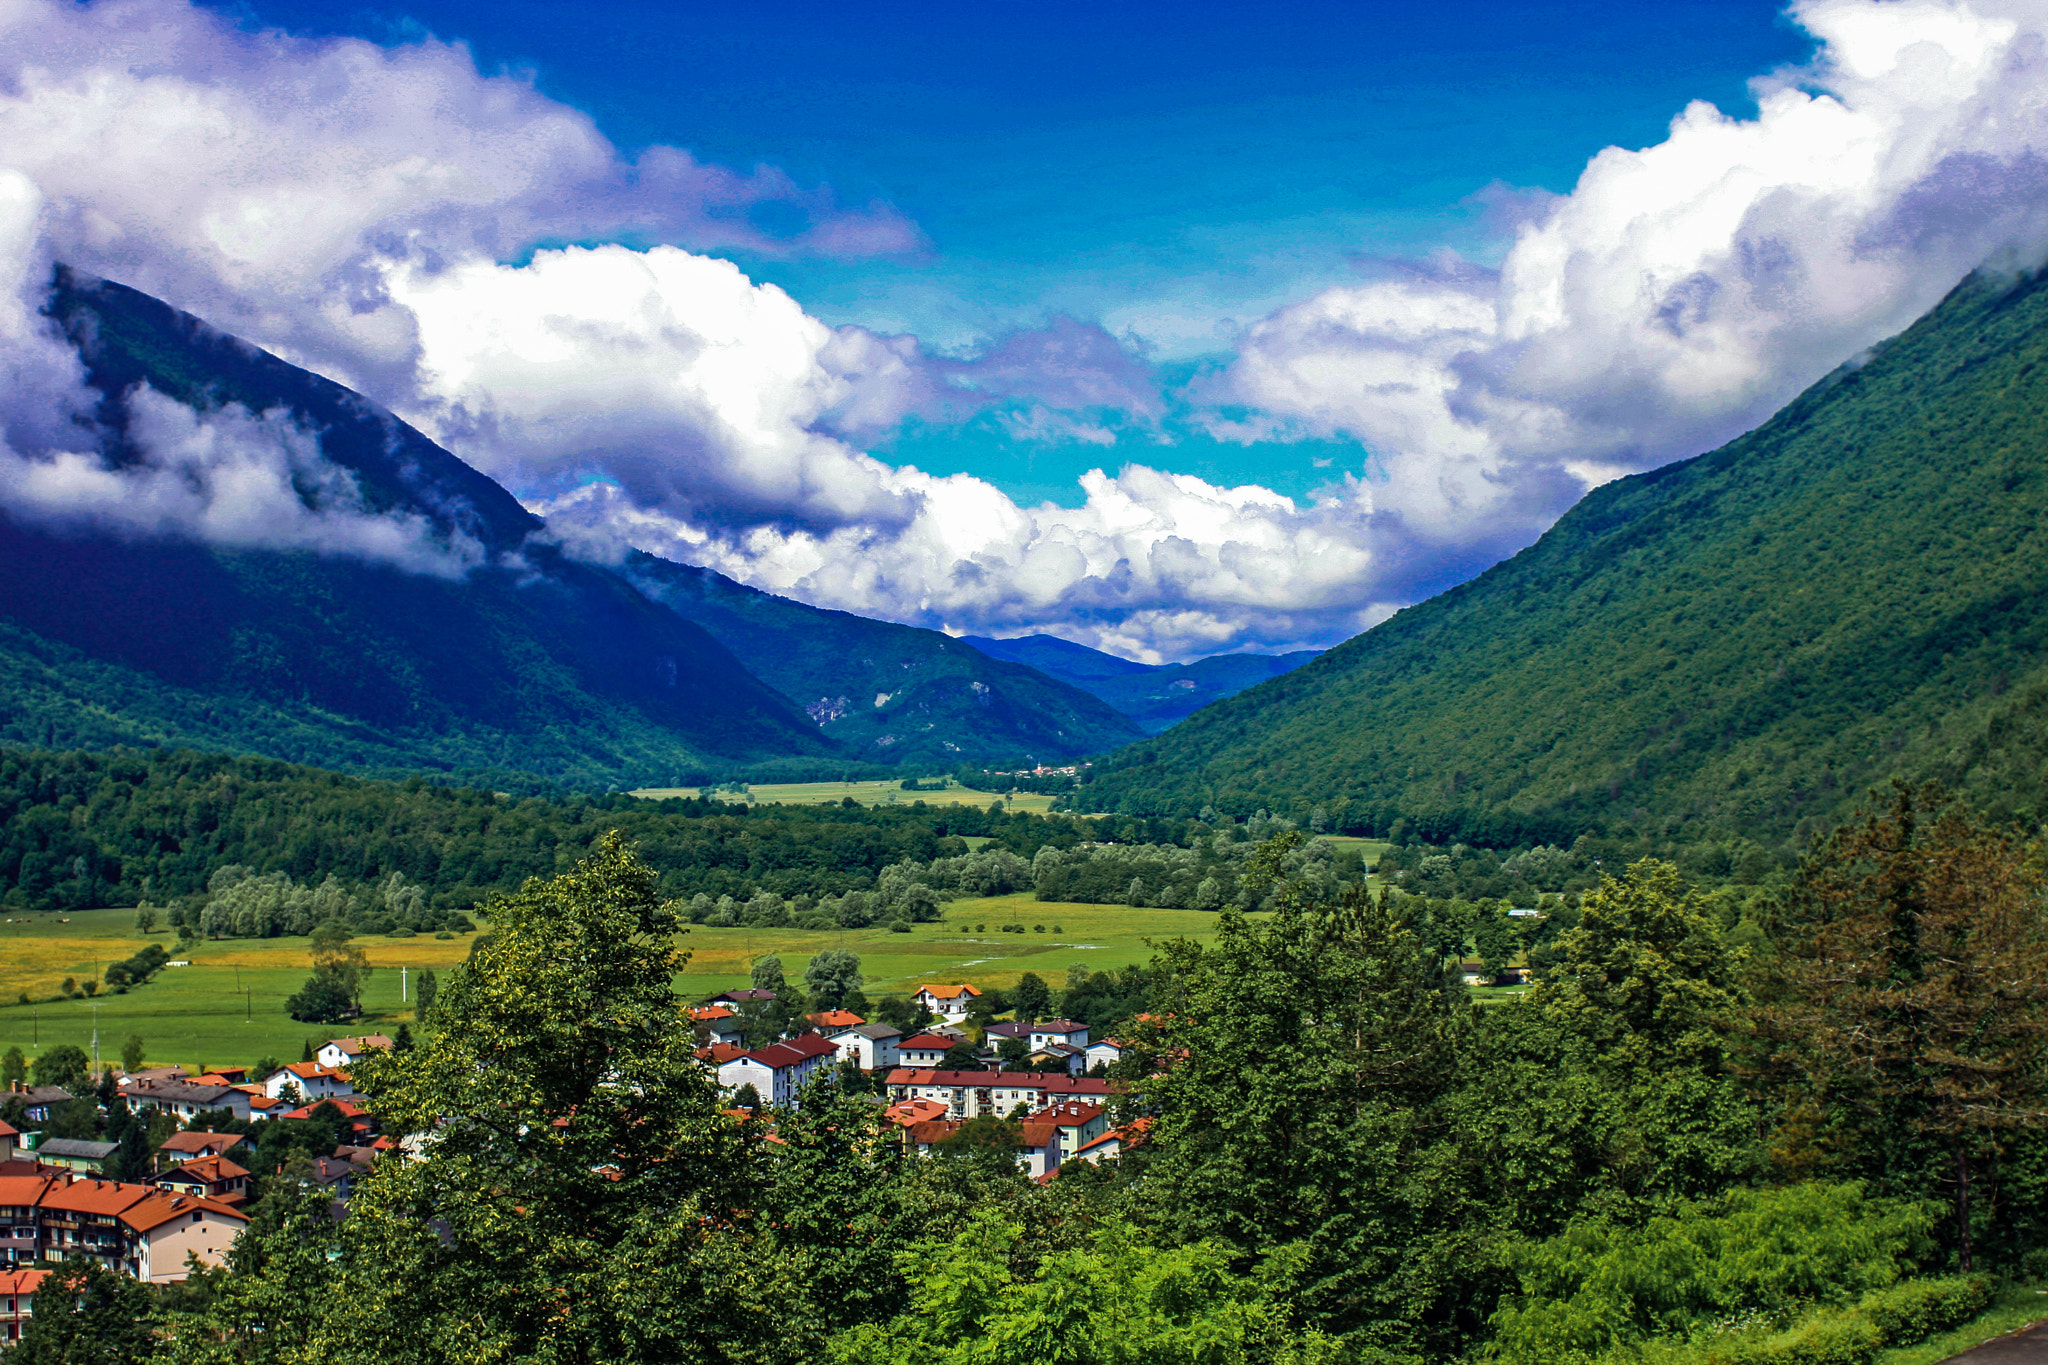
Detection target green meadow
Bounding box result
[0,895,1236,1075]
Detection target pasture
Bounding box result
[629,780,1059,814]
[0,894,1234,1075]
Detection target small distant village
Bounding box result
[0,979,1137,1343]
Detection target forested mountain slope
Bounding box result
[626,556,1145,767]
[0,272,833,786]
[1079,265,2048,843]
[963,633,1320,733]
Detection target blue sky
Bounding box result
[2,0,2036,659]
[208,0,1815,504]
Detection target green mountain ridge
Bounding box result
[0,270,837,786]
[1079,265,2048,843]
[961,633,1321,734]
[626,556,1145,767]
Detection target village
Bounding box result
[0,980,1139,1343]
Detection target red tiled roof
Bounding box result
[0,1119,16,1138]
[743,1034,838,1070]
[120,1191,249,1234]
[0,1268,45,1296]
[884,1069,1115,1093]
[160,1131,247,1155]
[906,1118,962,1145]
[810,1009,866,1029]
[915,983,980,1000]
[703,1043,750,1065]
[285,1098,369,1120]
[0,1174,56,1207]
[692,1005,736,1022]
[40,1178,155,1217]
[164,1155,251,1184]
[899,1033,957,1050]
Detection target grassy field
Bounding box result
[629,780,1059,814]
[0,895,1237,1075]
[0,910,479,1075]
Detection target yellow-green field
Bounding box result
[0,895,1234,1075]
[630,780,1059,814]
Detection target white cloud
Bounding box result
[1213,0,2048,564]
[0,0,2044,658]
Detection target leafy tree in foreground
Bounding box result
[1128,833,1468,1349]
[296,833,766,1363]
[827,1209,1341,1364]
[14,1259,160,1365]
[1754,783,2048,1269]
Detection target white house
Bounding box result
[125,1080,254,1123]
[1083,1040,1124,1072]
[1019,1100,1109,1179]
[715,1034,838,1109]
[1028,1019,1089,1051]
[829,1023,902,1071]
[259,1063,356,1104]
[912,983,980,1023]
[895,1033,955,1069]
[315,1036,392,1070]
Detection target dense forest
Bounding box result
[0,744,1201,913]
[17,785,2047,1364]
[1076,265,2048,848]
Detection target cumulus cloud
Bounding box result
[0,0,923,398]
[2,0,2048,658]
[1209,0,2048,584]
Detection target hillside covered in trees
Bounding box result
[1077,265,2048,846]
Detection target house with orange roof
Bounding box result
[119,1190,249,1283]
[808,1008,866,1031]
[156,1155,251,1206]
[896,1033,956,1068]
[282,1098,376,1140]
[882,1097,949,1129]
[690,1005,743,1047]
[1018,1100,1108,1179]
[912,983,981,1023]
[259,1062,356,1104]
[903,1117,963,1154]
[156,1131,248,1168]
[0,1267,44,1345]
[0,1119,16,1163]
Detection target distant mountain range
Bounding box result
[626,558,1145,768]
[0,271,1145,785]
[960,635,1320,735]
[1079,265,2048,844]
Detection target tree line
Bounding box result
[0,744,1202,913]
